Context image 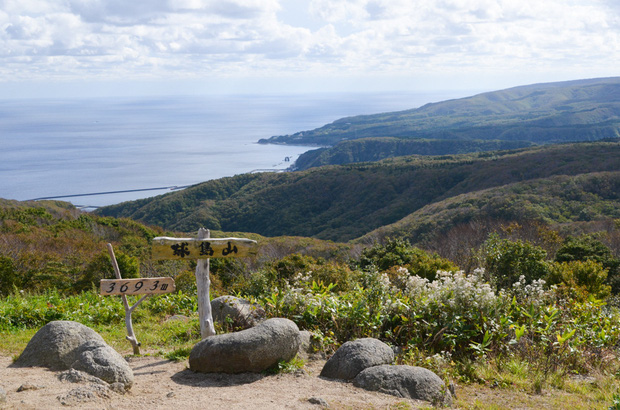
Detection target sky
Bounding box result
[0,0,619,98]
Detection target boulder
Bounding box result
[353,365,452,406]
[211,295,265,329]
[71,341,134,387]
[320,338,394,380]
[189,318,300,373]
[14,321,105,369]
[13,321,133,389]
[0,385,6,404]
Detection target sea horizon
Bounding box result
[0,90,476,209]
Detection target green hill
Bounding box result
[97,141,620,242]
[361,171,620,245]
[294,138,534,170]
[259,77,620,149]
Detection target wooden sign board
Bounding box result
[151,237,258,260]
[100,277,176,296]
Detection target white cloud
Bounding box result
[0,0,618,94]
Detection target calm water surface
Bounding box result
[0,91,466,208]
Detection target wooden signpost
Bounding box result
[102,243,176,355]
[152,229,258,339]
[151,236,258,260]
[100,277,175,296]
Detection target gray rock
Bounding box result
[58,368,127,394]
[298,330,312,357]
[71,341,134,387]
[308,396,328,406]
[109,382,127,394]
[17,384,44,392]
[320,338,394,380]
[13,321,133,389]
[57,383,112,406]
[0,386,6,403]
[298,330,323,358]
[58,369,107,385]
[353,365,452,406]
[189,318,300,373]
[14,321,106,369]
[211,295,266,329]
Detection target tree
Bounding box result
[480,234,550,290]
[555,235,620,293]
[0,255,16,296]
[358,238,457,281]
[75,251,140,292]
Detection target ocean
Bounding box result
[0,91,469,208]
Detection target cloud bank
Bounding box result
[0,0,618,93]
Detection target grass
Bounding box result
[2,290,620,409]
[449,357,620,409]
[264,355,306,375]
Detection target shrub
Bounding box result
[555,234,620,293]
[479,234,550,290]
[241,254,357,297]
[0,256,16,296]
[357,238,457,281]
[547,260,611,300]
[387,269,505,354]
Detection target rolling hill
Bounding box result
[97,141,620,242]
[293,138,535,170]
[261,77,620,147]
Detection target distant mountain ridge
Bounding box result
[259,77,620,154]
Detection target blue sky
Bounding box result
[1,0,618,98]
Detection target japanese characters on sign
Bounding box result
[100,277,176,296]
[151,237,258,260]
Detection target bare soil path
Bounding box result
[0,355,426,409]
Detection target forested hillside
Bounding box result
[97,141,620,242]
[361,171,619,255]
[294,138,534,170]
[260,77,620,152]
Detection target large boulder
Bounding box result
[13,321,133,388]
[353,365,452,406]
[211,295,265,329]
[14,321,105,369]
[189,318,300,373]
[320,338,394,380]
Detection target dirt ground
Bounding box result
[0,354,428,409]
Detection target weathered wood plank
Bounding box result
[100,277,176,295]
[151,237,258,260]
[195,228,216,338]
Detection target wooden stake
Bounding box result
[107,243,148,355]
[195,228,216,338]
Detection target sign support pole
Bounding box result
[107,243,147,355]
[195,228,216,338]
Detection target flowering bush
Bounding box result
[385,268,507,354]
[255,258,620,375]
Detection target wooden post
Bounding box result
[150,231,257,339]
[195,228,216,338]
[107,243,148,355]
